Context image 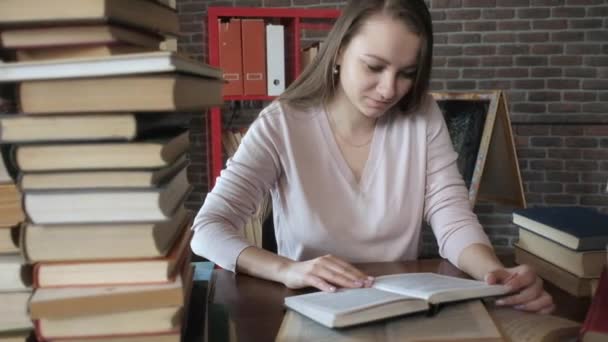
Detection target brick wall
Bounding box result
[178,0,608,253]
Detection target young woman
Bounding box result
[191,0,554,314]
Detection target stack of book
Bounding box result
[0,84,33,342]
[0,2,224,341]
[512,207,608,298]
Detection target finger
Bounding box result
[313,264,368,289]
[538,303,556,315]
[304,274,337,292]
[496,276,543,306]
[503,268,537,292]
[513,292,553,312]
[324,255,370,279]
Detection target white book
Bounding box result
[24,167,189,224]
[0,254,31,292]
[266,24,285,96]
[0,51,221,82]
[284,273,509,328]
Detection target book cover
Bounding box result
[0,0,179,35]
[517,229,606,278]
[218,19,243,96]
[515,245,596,297]
[580,267,608,341]
[19,154,187,191]
[513,207,608,251]
[18,74,223,114]
[32,228,192,288]
[0,113,189,143]
[0,51,222,82]
[15,130,188,172]
[24,206,191,262]
[24,165,190,224]
[1,24,162,49]
[266,24,285,96]
[241,19,266,96]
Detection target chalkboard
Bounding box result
[432,91,525,208]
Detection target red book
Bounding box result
[218,18,243,96]
[241,19,267,96]
[580,266,608,342]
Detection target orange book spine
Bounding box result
[241,19,267,96]
[218,18,243,96]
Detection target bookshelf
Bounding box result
[206,7,340,188]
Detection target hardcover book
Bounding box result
[24,165,190,224]
[0,0,179,35]
[284,273,508,328]
[513,207,608,251]
[0,51,222,82]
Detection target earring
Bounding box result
[332,64,340,75]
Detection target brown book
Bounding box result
[0,183,25,227]
[218,19,243,96]
[16,45,155,62]
[488,306,580,342]
[24,206,190,262]
[33,227,192,288]
[241,19,266,96]
[19,74,223,114]
[515,245,596,297]
[24,165,190,224]
[15,130,188,172]
[518,229,606,278]
[0,113,189,143]
[35,306,182,340]
[0,0,178,35]
[19,154,188,190]
[1,24,162,49]
[29,264,192,319]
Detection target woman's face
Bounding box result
[335,12,421,119]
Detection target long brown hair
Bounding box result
[278,0,433,114]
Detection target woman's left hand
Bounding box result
[484,264,555,314]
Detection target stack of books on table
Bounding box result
[0,84,33,342]
[0,3,224,341]
[512,207,608,298]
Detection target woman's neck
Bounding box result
[325,92,376,139]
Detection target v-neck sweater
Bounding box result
[191,95,491,272]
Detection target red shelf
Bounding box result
[206,7,340,189]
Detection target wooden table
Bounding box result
[205,259,590,342]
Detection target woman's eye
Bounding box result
[399,70,417,79]
[366,64,383,72]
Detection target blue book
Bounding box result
[513,207,608,251]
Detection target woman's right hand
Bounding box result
[279,254,375,292]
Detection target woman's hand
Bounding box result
[485,264,555,314]
[279,254,374,292]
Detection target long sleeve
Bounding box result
[190,107,282,271]
[423,98,492,266]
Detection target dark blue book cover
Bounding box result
[513,207,608,251]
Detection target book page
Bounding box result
[488,307,580,342]
[285,288,413,315]
[373,273,506,301]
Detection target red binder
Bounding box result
[241,19,267,96]
[218,18,243,96]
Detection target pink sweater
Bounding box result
[191,95,491,271]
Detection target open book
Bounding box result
[284,273,509,328]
